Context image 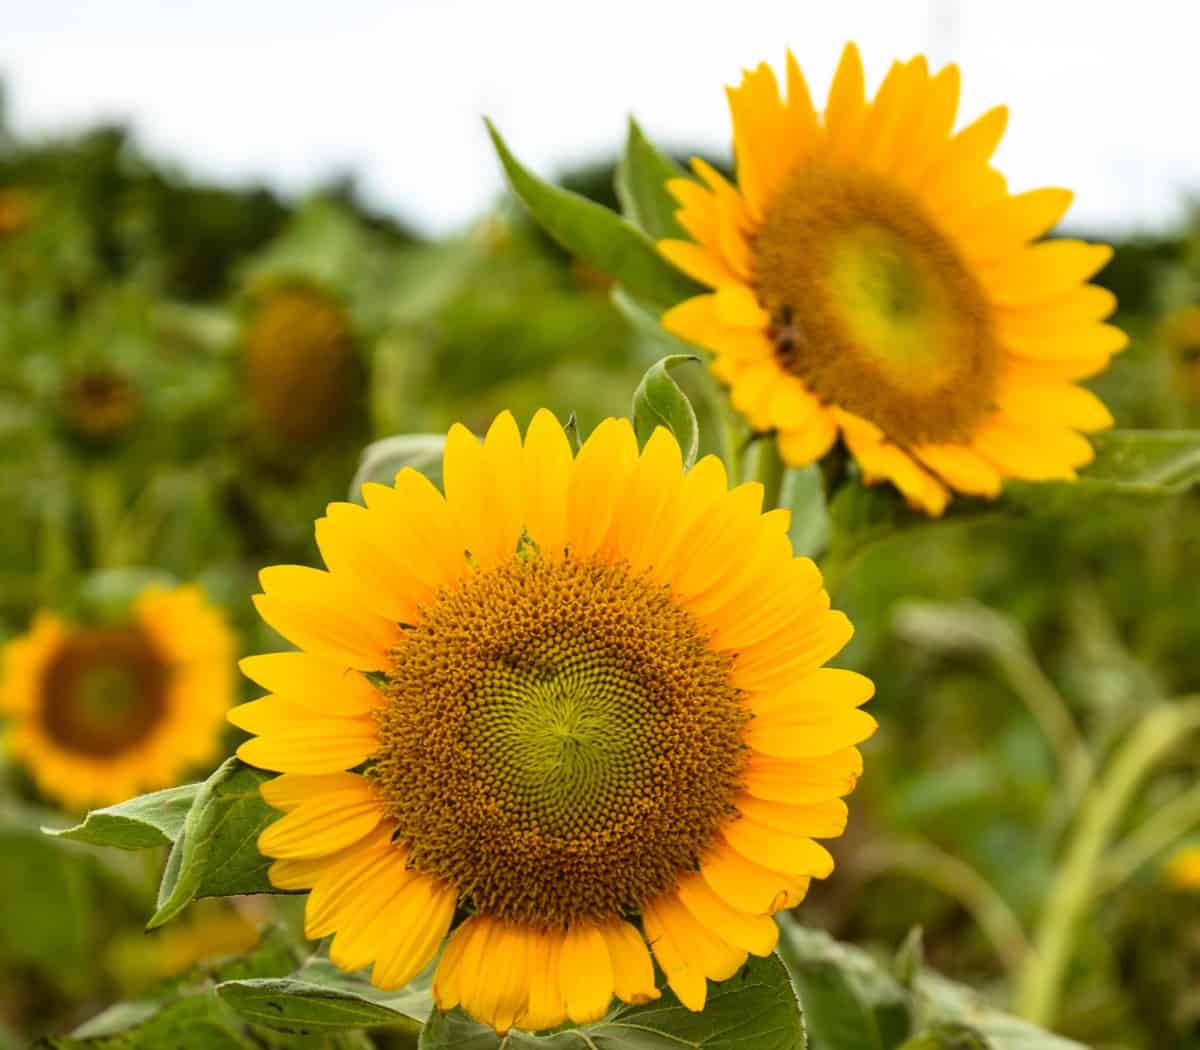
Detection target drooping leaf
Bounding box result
[47,784,199,850]
[349,433,445,502]
[632,355,701,468]
[615,118,687,240]
[149,759,278,929]
[219,958,432,1035]
[1050,428,1200,496]
[777,924,911,1050]
[485,120,699,310]
[419,953,804,1049]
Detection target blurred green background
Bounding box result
[2,98,1200,1049]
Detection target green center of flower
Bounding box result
[372,556,747,926]
[40,627,169,757]
[753,163,999,446]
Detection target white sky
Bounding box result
[1,0,1196,237]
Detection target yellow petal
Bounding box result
[997,381,1114,433]
[701,840,811,914]
[735,795,849,839]
[371,874,458,990]
[913,443,1004,498]
[676,871,779,956]
[648,889,746,982]
[729,611,856,692]
[776,411,839,467]
[824,42,867,159]
[560,922,613,1025]
[722,818,836,878]
[659,239,740,289]
[522,409,573,560]
[742,749,864,804]
[255,566,402,672]
[641,895,708,1011]
[600,919,659,1006]
[604,425,685,566]
[239,653,383,716]
[973,416,1095,480]
[981,241,1113,307]
[520,928,567,1033]
[744,707,878,759]
[315,503,428,623]
[258,775,383,860]
[361,469,468,590]
[567,417,640,559]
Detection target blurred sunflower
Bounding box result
[61,366,140,444]
[659,44,1124,516]
[0,188,35,237]
[1158,304,1200,399]
[242,280,357,446]
[1,585,235,809]
[233,410,874,1033]
[1165,845,1200,890]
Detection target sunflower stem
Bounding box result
[1015,696,1200,1026]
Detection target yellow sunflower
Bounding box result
[232,409,875,1033]
[1165,845,1200,890]
[659,44,1125,516]
[1,585,235,810]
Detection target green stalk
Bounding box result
[1102,782,1200,891]
[1015,697,1200,1025]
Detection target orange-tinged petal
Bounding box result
[371,874,458,991]
[642,895,707,1012]
[520,928,567,1032]
[735,795,849,839]
[745,707,878,758]
[702,841,810,914]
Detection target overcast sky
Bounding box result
[2,0,1196,237]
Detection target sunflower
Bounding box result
[658,44,1125,516]
[232,409,875,1033]
[243,281,357,445]
[1165,845,1200,890]
[1159,305,1200,400]
[1,586,235,810]
[62,366,140,443]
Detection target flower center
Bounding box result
[39,627,169,757]
[371,556,748,927]
[753,164,1000,446]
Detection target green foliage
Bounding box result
[485,121,699,309]
[632,354,701,467]
[49,784,198,850]
[615,118,687,241]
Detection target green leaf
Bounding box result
[632,355,701,468]
[485,120,699,310]
[219,957,432,1034]
[615,118,687,240]
[149,759,278,929]
[782,465,831,559]
[897,1024,991,1050]
[47,783,198,850]
[1056,428,1200,496]
[35,988,256,1050]
[916,974,1085,1050]
[777,924,911,1050]
[350,433,445,502]
[218,979,425,1034]
[419,953,804,1049]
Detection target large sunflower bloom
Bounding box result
[233,410,875,1033]
[1,586,235,809]
[659,44,1125,516]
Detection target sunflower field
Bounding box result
[2,41,1200,1050]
